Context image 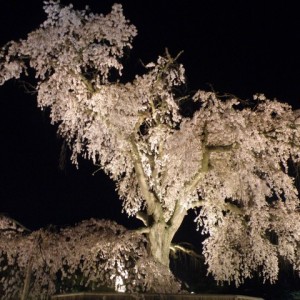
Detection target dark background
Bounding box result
[1,2,300,296]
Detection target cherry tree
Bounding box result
[0,216,180,299]
[1,0,300,289]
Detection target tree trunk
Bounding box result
[147,222,174,267]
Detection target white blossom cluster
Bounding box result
[0,217,180,298]
[1,0,300,288]
[192,92,300,285]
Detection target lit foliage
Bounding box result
[1,0,300,290]
[0,216,180,299]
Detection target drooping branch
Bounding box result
[170,243,202,259]
[0,214,31,233]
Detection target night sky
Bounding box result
[1,0,300,244]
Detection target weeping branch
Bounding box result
[0,214,31,233]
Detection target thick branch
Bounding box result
[168,200,187,230]
[184,123,235,193]
[134,227,150,234]
[130,135,163,219]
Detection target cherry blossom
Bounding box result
[1,0,300,293]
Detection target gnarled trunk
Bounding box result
[145,200,187,267]
[147,221,178,267]
[147,222,171,266]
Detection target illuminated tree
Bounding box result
[0,216,180,299]
[1,0,300,289]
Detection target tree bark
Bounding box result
[147,222,173,267]
[146,201,187,267]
